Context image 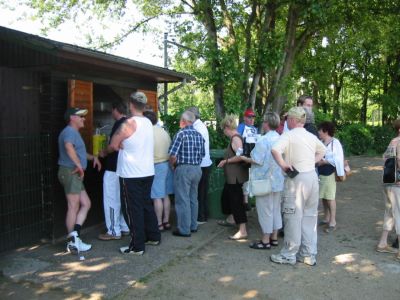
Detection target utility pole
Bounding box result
[163,32,169,115]
[162,32,198,116]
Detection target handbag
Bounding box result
[249,165,273,197]
[383,157,397,184]
[335,160,351,182]
[383,138,399,184]
[250,178,272,197]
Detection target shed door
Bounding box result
[68,79,93,152]
[139,89,158,113]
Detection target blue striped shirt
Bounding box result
[169,125,205,165]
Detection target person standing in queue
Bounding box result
[58,107,101,253]
[110,92,160,255]
[98,101,130,241]
[270,107,325,266]
[169,111,205,237]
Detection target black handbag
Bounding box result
[383,157,397,184]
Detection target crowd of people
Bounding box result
[57,93,400,264]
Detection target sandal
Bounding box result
[162,222,171,230]
[270,239,279,247]
[249,240,271,250]
[376,245,397,254]
[158,224,165,232]
[324,225,336,233]
[217,220,235,227]
[229,235,248,241]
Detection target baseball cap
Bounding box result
[64,107,88,121]
[130,91,147,104]
[244,108,256,117]
[287,107,306,120]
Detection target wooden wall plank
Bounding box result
[68,79,93,153]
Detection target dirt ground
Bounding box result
[116,156,400,300]
[2,156,400,299]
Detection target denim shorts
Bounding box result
[151,161,170,199]
[58,166,85,194]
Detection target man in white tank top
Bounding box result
[110,92,160,255]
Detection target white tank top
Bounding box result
[116,116,154,178]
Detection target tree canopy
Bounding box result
[12,0,400,123]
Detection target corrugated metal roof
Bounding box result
[0,26,194,83]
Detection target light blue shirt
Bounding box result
[58,126,87,169]
[249,130,284,192]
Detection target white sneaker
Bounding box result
[67,236,92,252]
[270,254,296,265]
[119,246,144,255]
[67,231,92,252]
[297,255,317,266]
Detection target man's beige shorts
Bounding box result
[319,173,336,200]
[58,166,85,194]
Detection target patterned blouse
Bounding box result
[249,130,284,193]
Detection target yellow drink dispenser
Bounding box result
[93,127,108,156]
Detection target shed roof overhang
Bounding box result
[0,26,194,84]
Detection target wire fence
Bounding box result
[0,135,53,252]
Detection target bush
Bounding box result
[209,126,228,149]
[336,124,373,155]
[161,111,227,150]
[369,125,394,154]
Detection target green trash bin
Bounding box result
[208,149,226,219]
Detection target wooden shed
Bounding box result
[0,26,193,252]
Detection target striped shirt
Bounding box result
[169,125,205,165]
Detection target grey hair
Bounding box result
[263,112,280,130]
[186,106,200,119]
[181,111,196,123]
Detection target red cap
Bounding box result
[244,108,256,117]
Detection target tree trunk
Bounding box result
[267,4,313,113]
[192,0,226,118]
[249,70,262,109]
[360,53,370,125]
[241,0,257,102]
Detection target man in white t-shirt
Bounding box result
[186,107,212,224]
[110,92,160,255]
[270,107,326,266]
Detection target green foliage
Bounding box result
[336,124,373,155]
[160,111,181,139]
[369,125,394,154]
[159,104,227,150]
[208,126,228,150]
[19,0,400,123]
[314,110,332,126]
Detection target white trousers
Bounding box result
[382,185,400,234]
[280,171,319,259]
[255,192,282,234]
[103,170,129,236]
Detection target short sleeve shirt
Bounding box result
[105,117,127,172]
[169,125,205,165]
[272,127,326,173]
[58,126,87,169]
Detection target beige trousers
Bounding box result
[280,171,319,259]
[382,185,400,234]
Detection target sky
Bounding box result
[0,3,166,67]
